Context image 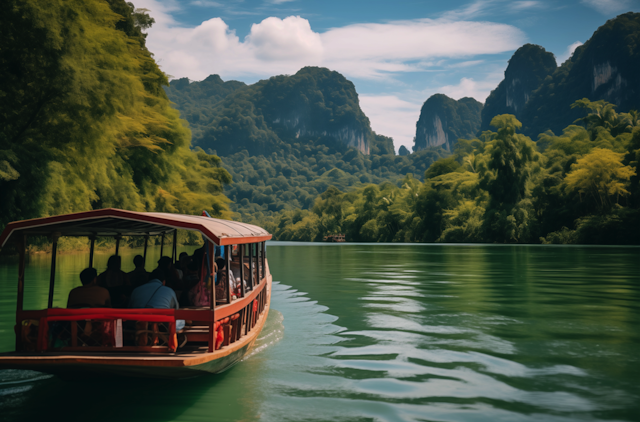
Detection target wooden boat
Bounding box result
[0,208,272,379]
[323,234,345,242]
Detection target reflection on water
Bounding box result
[1,244,639,421]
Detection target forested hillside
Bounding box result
[165,68,446,221]
[0,0,232,230]
[222,143,446,221]
[261,101,639,244]
[165,67,378,156]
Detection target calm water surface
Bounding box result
[0,243,639,422]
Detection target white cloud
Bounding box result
[437,75,502,103]
[359,95,423,153]
[509,1,542,11]
[246,16,323,61]
[190,1,224,7]
[448,60,484,68]
[556,41,583,64]
[581,0,632,14]
[132,1,525,151]
[441,0,496,20]
[135,0,526,81]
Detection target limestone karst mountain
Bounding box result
[165,67,376,156]
[480,44,557,132]
[521,12,640,137]
[415,12,640,146]
[413,94,482,152]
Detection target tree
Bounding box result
[564,147,635,213]
[480,115,542,242]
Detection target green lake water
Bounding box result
[0,243,639,422]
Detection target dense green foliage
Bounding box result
[414,94,483,152]
[165,67,378,157]
[258,100,639,244]
[222,141,447,221]
[165,67,432,219]
[480,44,557,132]
[0,0,231,229]
[164,75,247,144]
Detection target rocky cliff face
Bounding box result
[481,44,556,131]
[165,67,374,156]
[520,12,640,136]
[271,102,370,154]
[413,95,482,152]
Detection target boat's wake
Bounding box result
[242,308,284,360]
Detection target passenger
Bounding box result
[128,268,185,332]
[67,268,111,308]
[214,257,228,300]
[128,255,148,290]
[186,256,212,307]
[190,246,205,278]
[175,252,190,277]
[176,254,200,306]
[97,255,130,307]
[155,256,181,289]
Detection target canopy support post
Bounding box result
[249,243,254,291]
[226,246,232,303]
[143,235,149,266]
[208,241,216,353]
[259,242,264,283]
[172,230,177,263]
[239,244,245,298]
[115,235,121,256]
[15,235,26,351]
[160,233,165,257]
[48,233,60,309]
[89,236,95,269]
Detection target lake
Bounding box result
[1,243,639,422]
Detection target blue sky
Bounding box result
[136,0,640,152]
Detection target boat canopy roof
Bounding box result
[0,208,271,248]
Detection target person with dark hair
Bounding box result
[128,268,185,332]
[97,255,130,307]
[128,255,148,290]
[155,256,181,289]
[67,268,111,308]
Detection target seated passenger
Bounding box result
[97,255,130,307]
[67,268,111,308]
[129,269,185,331]
[128,255,148,290]
[175,252,190,276]
[155,256,181,289]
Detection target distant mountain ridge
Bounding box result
[521,12,640,136]
[413,94,482,152]
[413,12,640,150]
[480,44,557,132]
[165,67,376,156]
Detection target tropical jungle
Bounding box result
[1,1,639,246]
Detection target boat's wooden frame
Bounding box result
[0,209,273,379]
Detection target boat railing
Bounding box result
[16,273,269,355]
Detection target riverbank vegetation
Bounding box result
[222,140,447,221]
[0,0,231,231]
[253,100,639,244]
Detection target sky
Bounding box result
[134,0,640,152]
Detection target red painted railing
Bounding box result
[16,276,269,354]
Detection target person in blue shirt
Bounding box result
[129,268,185,332]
